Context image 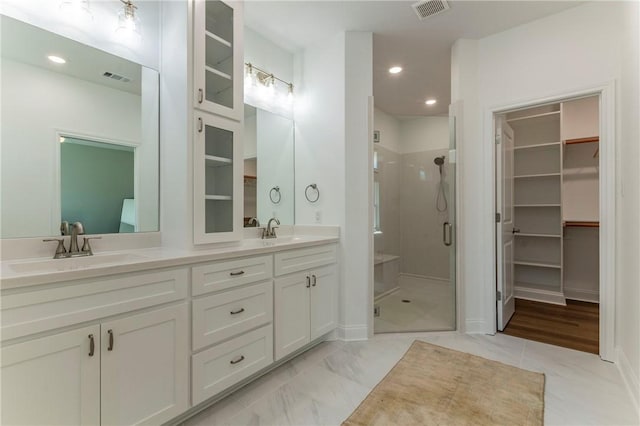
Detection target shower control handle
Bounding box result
[443,222,452,246]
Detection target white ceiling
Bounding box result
[1,15,142,95]
[245,1,582,116]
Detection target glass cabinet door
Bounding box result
[194,114,242,243]
[193,0,243,121]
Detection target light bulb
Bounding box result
[115,0,142,46]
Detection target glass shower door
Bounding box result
[373,111,457,333]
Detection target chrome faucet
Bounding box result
[263,218,280,239]
[43,221,101,259]
[247,217,260,227]
[69,222,85,254]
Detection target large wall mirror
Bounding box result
[243,104,294,227]
[1,15,160,238]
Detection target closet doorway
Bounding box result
[495,95,602,355]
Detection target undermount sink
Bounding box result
[243,236,306,247]
[9,253,148,274]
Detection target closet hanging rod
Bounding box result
[564,136,599,145]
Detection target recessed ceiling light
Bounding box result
[425,99,437,105]
[47,55,66,64]
[389,66,402,74]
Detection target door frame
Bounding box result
[487,81,616,361]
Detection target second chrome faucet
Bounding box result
[43,222,101,259]
[262,218,280,239]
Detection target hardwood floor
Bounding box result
[502,298,599,354]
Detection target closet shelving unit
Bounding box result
[507,104,566,304]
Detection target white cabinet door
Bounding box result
[193,0,244,121]
[274,272,310,360]
[310,265,339,340]
[101,304,189,426]
[1,325,100,426]
[193,113,243,244]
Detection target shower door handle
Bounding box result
[443,222,452,246]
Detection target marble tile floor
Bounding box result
[182,332,639,426]
[374,276,455,333]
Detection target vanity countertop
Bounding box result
[0,234,339,290]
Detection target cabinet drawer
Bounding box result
[192,324,273,405]
[274,244,337,276]
[1,269,188,342]
[192,281,273,350]
[192,255,273,296]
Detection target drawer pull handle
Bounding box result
[306,275,311,288]
[312,274,317,287]
[230,355,245,365]
[88,334,95,357]
[198,88,204,103]
[230,308,245,315]
[107,329,114,351]
[230,270,245,276]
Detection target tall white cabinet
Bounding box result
[193,0,244,244]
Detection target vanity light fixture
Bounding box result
[59,0,93,22]
[389,66,403,74]
[47,55,67,64]
[115,0,142,45]
[244,62,294,101]
[425,99,437,105]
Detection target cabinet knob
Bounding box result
[107,329,114,351]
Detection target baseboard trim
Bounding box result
[514,287,566,305]
[617,346,640,417]
[336,324,369,341]
[563,287,599,303]
[465,319,487,334]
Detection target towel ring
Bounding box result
[305,184,320,203]
[269,186,281,204]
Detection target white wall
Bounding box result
[1,59,141,238]
[374,108,400,153]
[451,1,639,407]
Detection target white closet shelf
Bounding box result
[514,260,562,269]
[205,155,232,167]
[514,173,561,179]
[507,110,560,123]
[515,233,561,238]
[514,204,561,208]
[205,195,232,201]
[514,142,561,150]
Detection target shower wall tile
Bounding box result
[399,148,451,279]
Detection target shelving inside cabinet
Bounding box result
[194,0,243,120]
[194,113,241,243]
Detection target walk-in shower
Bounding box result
[373,115,456,333]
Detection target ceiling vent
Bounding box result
[412,0,450,20]
[102,71,131,83]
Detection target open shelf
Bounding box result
[514,172,561,179]
[515,204,561,208]
[513,260,561,269]
[507,110,560,123]
[515,233,561,238]
[514,141,561,150]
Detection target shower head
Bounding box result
[434,156,445,166]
